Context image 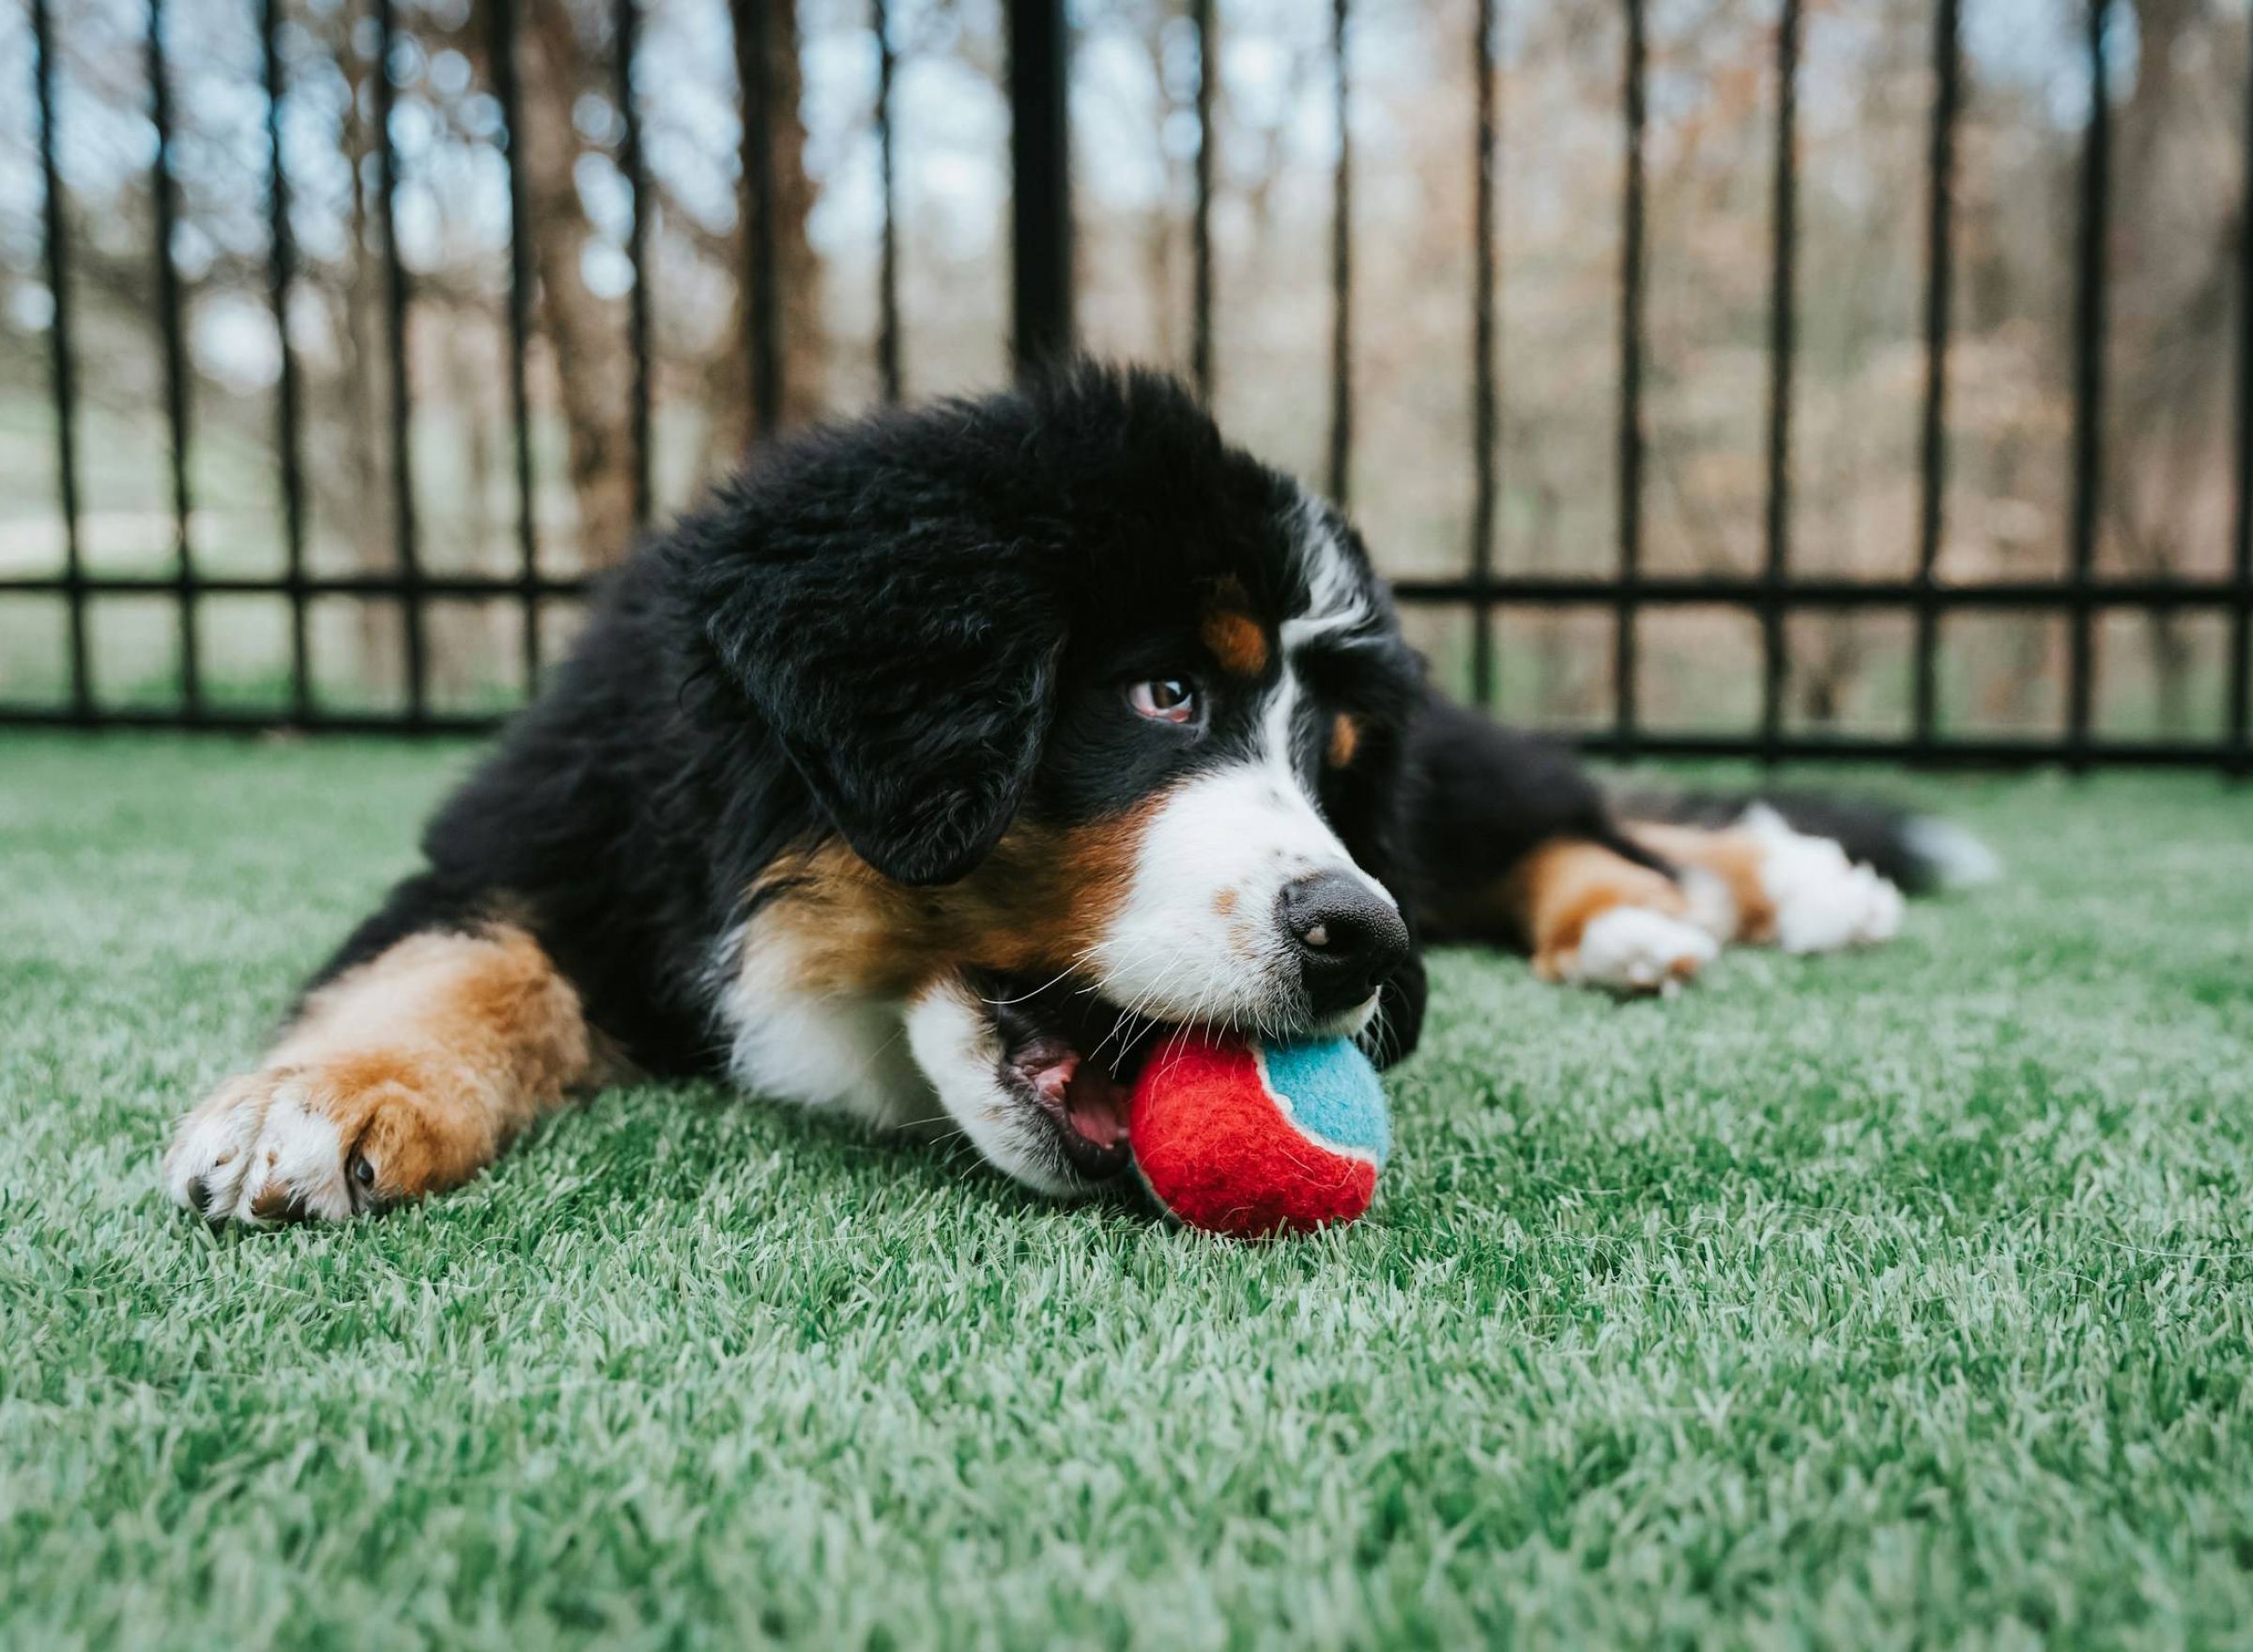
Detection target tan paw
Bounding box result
[1541,905,1718,996]
[163,1054,493,1226]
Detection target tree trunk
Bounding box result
[2109,0,2212,733]
[519,0,637,570]
[339,40,405,694]
[503,0,820,563]
[711,0,823,461]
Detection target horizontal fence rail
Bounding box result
[7,0,2252,773]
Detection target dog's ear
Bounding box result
[692,534,1065,887]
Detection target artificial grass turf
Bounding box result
[3,735,2250,1649]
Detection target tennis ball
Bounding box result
[1128,1030,1389,1238]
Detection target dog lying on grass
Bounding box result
[165,365,1990,1225]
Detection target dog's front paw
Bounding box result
[163,1055,487,1227]
[165,1069,361,1225]
[1547,905,1718,996]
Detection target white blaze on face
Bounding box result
[1085,493,1395,1034]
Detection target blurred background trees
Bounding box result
[1,0,2246,734]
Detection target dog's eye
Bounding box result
[1127,679,1199,725]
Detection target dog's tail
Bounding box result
[1611,786,2001,895]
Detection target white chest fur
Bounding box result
[713,916,933,1131]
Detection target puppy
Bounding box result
[164,366,1976,1224]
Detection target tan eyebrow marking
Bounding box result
[1201,606,1269,680]
[1327,712,1361,769]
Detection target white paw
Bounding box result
[1568,906,1719,994]
[1743,804,1905,954]
[163,1071,356,1226]
[1677,864,1740,941]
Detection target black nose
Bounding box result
[1277,871,1410,1017]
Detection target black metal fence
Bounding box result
[8,0,2252,772]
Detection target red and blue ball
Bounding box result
[1128,1031,1390,1238]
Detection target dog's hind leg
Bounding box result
[163,922,604,1226]
[1402,696,1718,991]
[1402,693,1923,991]
[1486,837,1721,993]
[1624,809,1905,956]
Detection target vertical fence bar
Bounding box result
[1616,0,1648,757]
[1189,0,1214,403]
[1009,0,1073,374]
[617,0,651,528]
[736,0,781,434]
[147,0,201,715]
[1469,0,1497,707]
[874,0,900,401]
[1760,0,1800,762]
[2233,21,2253,774]
[2066,0,2111,769]
[373,0,425,724]
[1914,0,1961,753]
[1326,0,1352,505]
[30,0,89,718]
[260,0,310,722]
[489,0,540,686]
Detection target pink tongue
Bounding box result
[1016,1037,1132,1149]
[1064,1065,1132,1148]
